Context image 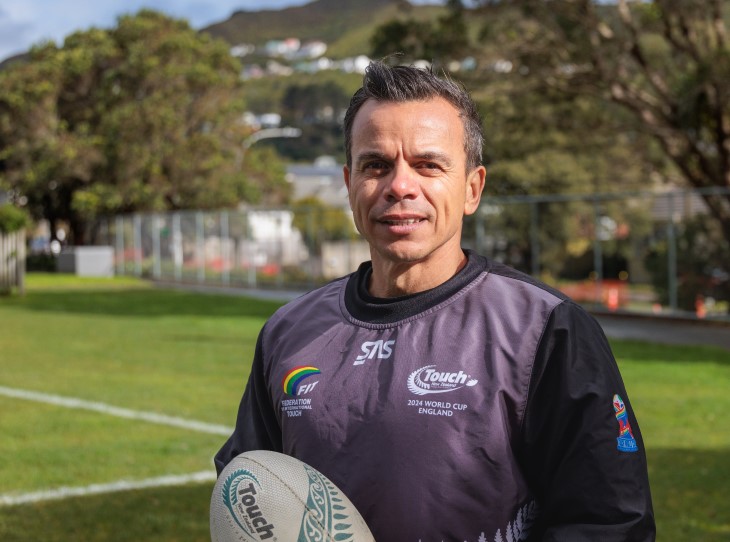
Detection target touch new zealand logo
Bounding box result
[407,365,478,396]
[282,366,321,396]
[221,469,276,540]
[613,394,638,453]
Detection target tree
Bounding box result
[0,10,290,244]
[370,3,664,278]
[370,0,470,66]
[481,0,730,240]
[291,196,357,252]
[275,81,350,161]
[645,213,730,312]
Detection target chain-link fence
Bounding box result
[97,187,730,320]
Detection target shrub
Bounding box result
[645,215,730,313]
[0,204,30,234]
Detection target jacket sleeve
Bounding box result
[519,301,656,541]
[214,328,283,476]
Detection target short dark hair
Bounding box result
[343,61,484,170]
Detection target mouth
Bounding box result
[375,214,428,234]
[379,218,424,226]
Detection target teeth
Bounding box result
[385,219,419,225]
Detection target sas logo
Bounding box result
[353,339,395,366]
[407,365,478,396]
[282,366,321,396]
[221,469,276,540]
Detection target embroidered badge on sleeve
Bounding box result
[613,394,638,452]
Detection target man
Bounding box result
[215,61,655,541]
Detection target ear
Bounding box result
[464,165,486,216]
[343,165,351,192]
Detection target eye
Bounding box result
[360,161,390,175]
[417,162,443,175]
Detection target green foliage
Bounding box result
[280,81,349,125]
[240,146,291,205]
[0,204,29,233]
[241,71,361,115]
[0,10,290,245]
[368,2,679,278]
[475,0,730,238]
[370,0,469,65]
[291,196,357,251]
[25,253,57,272]
[240,71,360,162]
[272,81,350,162]
[474,80,658,277]
[645,214,730,313]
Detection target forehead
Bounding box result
[350,97,465,154]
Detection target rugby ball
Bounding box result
[210,450,374,542]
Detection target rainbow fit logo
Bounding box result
[282,366,321,396]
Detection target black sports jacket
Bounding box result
[215,250,656,542]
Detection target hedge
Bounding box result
[0,204,30,234]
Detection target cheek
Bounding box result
[347,189,370,228]
[349,181,377,210]
[426,182,461,213]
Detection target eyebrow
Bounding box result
[354,151,454,168]
[354,151,390,166]
[414,151,454,168]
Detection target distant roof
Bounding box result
[286,160,348,209]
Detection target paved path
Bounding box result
[593,312,730,351]
[153,281,730,351]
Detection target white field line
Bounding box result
[0,385,227,506]
[0,385,233,435]
[0,471,217,507]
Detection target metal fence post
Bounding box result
[221,210,230,287]
[592,199,604,282]
[276,213,284,288]
[246,209,256,288]
[115,215,124,276]
[307,207,317,285]
[592,199,604,308]
[667,193,678,312]
[475,209,485,255]
[133,213,142,277]
[152,214,161,279]
[530,200,540,277]
[172,213,182,282]
[196,211,204,284]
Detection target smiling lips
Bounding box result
[381,218,422,225]
[376,214,427,232]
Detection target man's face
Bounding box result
[344,97,485,266]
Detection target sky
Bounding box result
[0,0,439,62]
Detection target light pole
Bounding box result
[237,126,302,168]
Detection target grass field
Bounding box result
[1,274,729,541]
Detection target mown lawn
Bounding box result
[1,274,728,541]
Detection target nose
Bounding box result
[384,159,419,201]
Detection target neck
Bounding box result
[368,248,468,298]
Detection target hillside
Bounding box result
[201,0,439,56]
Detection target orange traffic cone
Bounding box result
[695,295,706,319]
[607,287,619,312]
